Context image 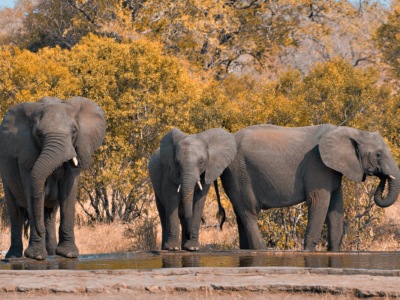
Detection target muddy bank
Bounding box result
[0,266,400,298]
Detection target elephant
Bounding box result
[219,124,400,251]
[148,127,236,251]
[0,96,106,260]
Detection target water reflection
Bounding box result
[1,251,400,271]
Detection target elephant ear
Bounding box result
[160,128,186,185]
[63,97,106,170]
[319,126,364,182]
[0,102,42,168]
[197,128,237,184]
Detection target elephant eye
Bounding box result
[377,153,381,158]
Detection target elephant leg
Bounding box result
[326,186,343,251]
[164,193,180,251]
[24,179,47,260]
[178,207,187,249]
[155,195,167,250]
[4,186,24,258]
[182,183,210,251]
[304,189,331,251]
[235,209,249,249]
[56,172,79,258]
[237,209,266,250]
[44,205,58,256]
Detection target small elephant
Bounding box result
[149,127,236,251]
[0,96,106,260]
[219,124,400,251]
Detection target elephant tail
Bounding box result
[214,180,226,230]
[23,209,29,240]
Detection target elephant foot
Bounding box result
[5,245,23,258]
[327,246,340,252]
[46,243,57,256]
[24,244,47,260]
[304,244,317,252]
[255,241,268,250]
[56,242,79,258]
[183,240,200,251]
[164,241,180,251]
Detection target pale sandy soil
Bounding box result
[0,290,384,300]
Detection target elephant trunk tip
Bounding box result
[374,175,400,208]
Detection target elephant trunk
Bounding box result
[31,133,77,237]
[181,173,196,241]
[374,175,400,208]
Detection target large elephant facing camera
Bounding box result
[0,96,106,260]
[220,124,400,251]
[149,127,236,251]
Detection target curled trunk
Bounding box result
[374,176,400,208]
[31,133,76,237]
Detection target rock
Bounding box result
[145,285,160,292]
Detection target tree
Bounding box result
[374,0,400,80]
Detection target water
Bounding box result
[1,251,400,271]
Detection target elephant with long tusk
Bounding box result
[149,127,236,251]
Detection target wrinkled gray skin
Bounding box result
[220,124,400,251]
[0,96,106,260]
[149,128,236,251]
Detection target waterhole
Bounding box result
[1,251,400,271]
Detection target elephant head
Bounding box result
[160,127,236,239]
[0,96,106,237]
[319,126,400,208]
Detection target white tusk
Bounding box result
[177,184,181,193]
[72,157,78,166]
[389,175,396,180]
[197,181,203,190]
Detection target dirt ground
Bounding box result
[0,266,399,299]
[0,290,388,300]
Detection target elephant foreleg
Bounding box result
[56,172,79,258]
[4,186,24,258]
[326,187,343,251]
[304,189,331,251]
[44,205,59,256]
[163,192,180,251]
[182,182,210,251]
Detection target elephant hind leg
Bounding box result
[326,187,343,251]
[236,209,266,250]
[304,189,331,251]
[155,196,167,250]
[4,185,24,258]
[235,209,250,249]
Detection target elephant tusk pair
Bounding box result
[389,175,396,180]
[176,181,203,193]
[72,157,78,167]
